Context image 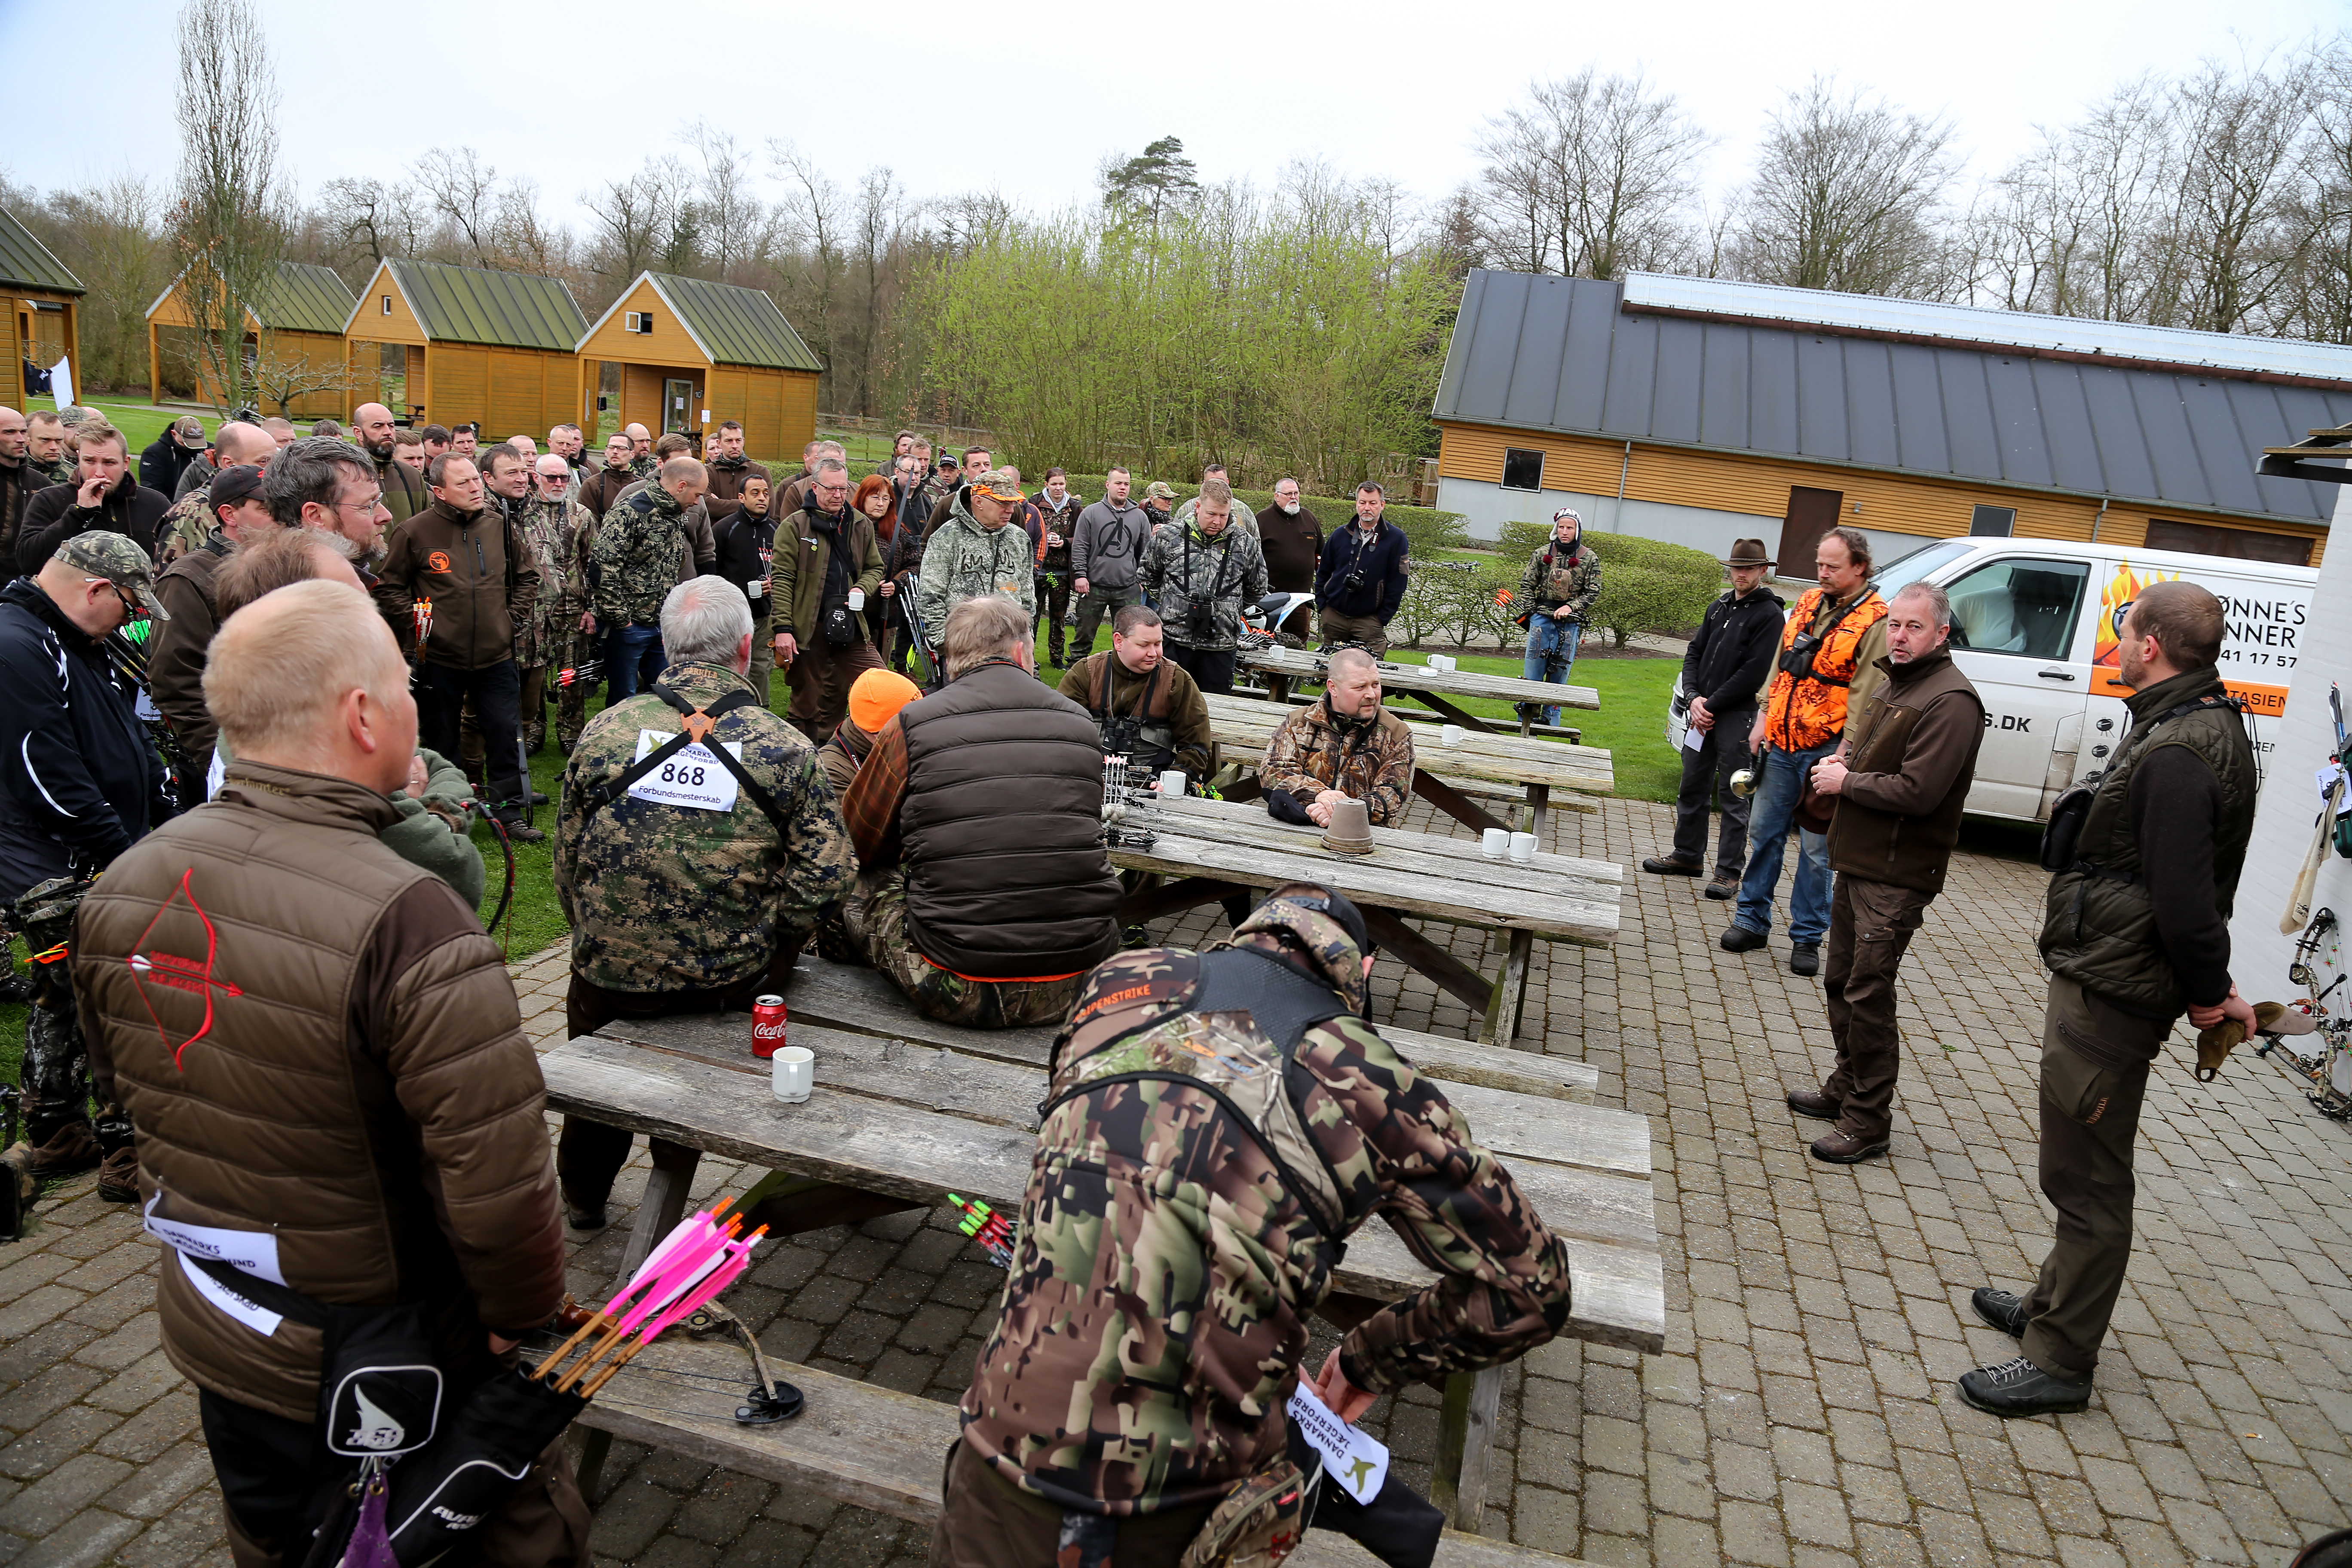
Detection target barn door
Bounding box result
[1779,487,1844,571]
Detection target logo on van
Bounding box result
[2092,562,2178,671]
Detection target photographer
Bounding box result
[1314,481,1409,656]
[1719,527,1887,978]
[1136,478,1265,695]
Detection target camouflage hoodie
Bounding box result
[913,489,1036,642]
[1138,515,1268,650]
[591,482,689,628]
[1518,533,1602,621]
[957,897,1570,1515]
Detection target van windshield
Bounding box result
[1871,540,1973,600]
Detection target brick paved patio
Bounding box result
[3,793,2351,1567]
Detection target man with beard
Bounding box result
[1256,477,1324,641]
[352,401,429,526]
[625,422,655,478]
[774,456,885,743]
[700,419,771,524]
[579,432,639,521]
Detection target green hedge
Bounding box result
[1491,523,1723,646]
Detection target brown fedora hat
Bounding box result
[1723,538,1774,567]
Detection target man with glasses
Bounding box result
[774,456,885,744]
[625,422,655,478]
[525,455,596,752]
[374,450,542,840]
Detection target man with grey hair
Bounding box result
[1785,579,1982,1164]
[517,453,593,751]
[552,575,856,1228]
[775,455,884,744]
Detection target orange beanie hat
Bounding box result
[848,669,923,734]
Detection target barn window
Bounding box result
[1969,505,2016,537]
[1501,448,1544,492]
[381,296,392,315]
[2144,517,2312,566]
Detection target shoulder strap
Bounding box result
[580,681,795,842]
[2066,693,2241,883]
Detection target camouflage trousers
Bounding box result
[16,880,91,1138]
[556,632,597,752]
[842,867,1087,1029]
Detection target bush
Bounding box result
[1488,526,1722,648]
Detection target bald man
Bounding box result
[625,422,655,477]
[352,402,429,526]
[0,406,32,564]
[72,577,584,1566]
[155,421,278,564]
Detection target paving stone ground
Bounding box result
[3,791,2352,1567]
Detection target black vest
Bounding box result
[898,660,1121,980]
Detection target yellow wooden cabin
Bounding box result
[0,207,82,410]
[146,261,358,419]
[344,259,588,438]
[576,273,821,462]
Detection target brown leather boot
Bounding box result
[95,1145,138,1204]
[15,1120,98,1176]
[1785,1087,1839,1121]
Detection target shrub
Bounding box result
[1488,526,1722,648]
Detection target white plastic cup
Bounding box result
[1159,769,1187,797]
[772,1045,814,1103]
[1509,832,1537,863]
[1482,828,1509,858]
[1427,654,1452,672]
[1440,724,1464,747]
[847,588,865,611]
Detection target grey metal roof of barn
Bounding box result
[0,208,82,296]
[1432,270,2352,527]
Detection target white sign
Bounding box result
[180,1250,282,1337]
[145,1192,286,1283]
[1286,1381,1389,1504]
[628,729,744,813]
[47,355,70,412]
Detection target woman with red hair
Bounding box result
[852,474,902,647]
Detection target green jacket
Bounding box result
[1138,518,1268,650]
[554,661,856,991]
[590,484,689,628]
[772,504,883,645]
[2039,666,2255,1018]
[915,493,1036,642]
[1519,537,1601,620]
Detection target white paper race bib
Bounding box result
[180,1250,283,1337]
[1286,1381,1389,1503]
[629,729,745,813]
[145,1193,286,1283]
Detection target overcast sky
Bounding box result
[2,0,2342,232]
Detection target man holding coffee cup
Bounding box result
[773,455,886,745]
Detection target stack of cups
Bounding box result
[1482,828,1509,858]
[1508,832,1537,863]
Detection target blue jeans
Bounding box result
[605,623,665,701]
[1733,740,1835,944]
[1522,616,1582,725]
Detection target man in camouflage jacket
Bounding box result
[590,457,704,701]
[518,457,595,750]
[1259,646,1415,828]
[1516,507,1602,725]
[552,576,855,1227]
[914,470,1037,646]
[940,886,1570,1556]
[1136,479,1266,696]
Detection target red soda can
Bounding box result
[750,995,788,1058]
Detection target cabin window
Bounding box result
[2144,517,2312,567]
[381,296,391,315]
[1969,505,2016,537]
[1501,448,1544,492]
[625,311,656,335]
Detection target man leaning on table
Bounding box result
[552,575,857,1230]
[1258,644,1414,829]
[932,880,1570,1568]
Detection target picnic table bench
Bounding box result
[1198,693,1612,838]
[542,956,1660,1540]
[1105,793,1619,1043]
[1238,646,1599,737]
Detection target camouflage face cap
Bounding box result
[1231,894,1370,1016]
[54,531,168,622]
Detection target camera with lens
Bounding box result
[1778,630,1824,680]
[1342,567,1367,593]
[1185,600,1218,640]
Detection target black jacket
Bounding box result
[0,577,173,901]
[16,481,171,575]
[140,433,202,496]
[1680,585,1786,712]
[716,506,776,622]
[1315,519,1411,622]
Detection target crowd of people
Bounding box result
[0,398,2270,1560]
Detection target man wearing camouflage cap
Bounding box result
[935,882,1571,1565]
[913,468,1037,649]
[0,533,178,1185]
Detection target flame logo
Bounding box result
[2092,561,2181,668]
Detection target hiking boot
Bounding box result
[1957,1355,2092,1418]
[1809,1129,1890,1164]
[1972,1286,2030,1338]
[96,1145,139,1204]
[1641,854,1703,876]
[492,810,545,845]
[1719,924,1767,953]
[1791,942,1821,978]
[1704,870,1740,900]
[1786,1087,1839,1121]
[564,1196,609,1232]
[15,1121,98,1176]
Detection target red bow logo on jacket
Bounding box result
[125,869,243,1068]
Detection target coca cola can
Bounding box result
[750,995,788,1059]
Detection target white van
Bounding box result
[1668,537,2314,823]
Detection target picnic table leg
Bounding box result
[615,1137,702,1289]
[572,1428,613,1504]
[1527,782,1551,842]
[1429,1365,1503,1531]
[1483,929,1535,1044]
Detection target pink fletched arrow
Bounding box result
[539,1201,754,1395]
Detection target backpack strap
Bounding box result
[580,680,796,842]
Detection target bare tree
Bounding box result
[1731,77,1962,297]
[582,163,681,288]
[686,124,769,281]
[2169,53,2311,333]
[2287,38,2352,342]
[249,349,364,417]
[170,0,285,414]
[31,176,167,391]
[771,141,845,367]
[415,147,501,267]
[1472,71,1712,280]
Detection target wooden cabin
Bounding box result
[146,261,358,418]
[344,259,587,438]
[576,272,821,462]
[0,208,82,410]
[1432,270,2352,567]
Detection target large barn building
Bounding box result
[576,271,823,461]
[1432,270,2352,568]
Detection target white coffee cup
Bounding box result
[847,588,865,611]
[1482,828,1509,858]
[1509,831,1537,863]
[1440,725,1464,747]
[1159,769,1187,797]
[772,1045,814,1103]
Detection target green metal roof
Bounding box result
[387,258,586,352]
[0,208,83,296]
[255,262,356,335]
[649,273,823,371]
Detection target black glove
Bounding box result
[1265,790,1316,827]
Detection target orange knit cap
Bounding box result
[849,669,923,733]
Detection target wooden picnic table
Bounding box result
[1239,645,1599,736]
[1199,692,1612,838]
[1106,793,1620,1043]
[539,958,1660,1531]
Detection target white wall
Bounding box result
[1439,475,1930,567]
[2227,482,2352,996]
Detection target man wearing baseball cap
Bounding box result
[149,467,283,780]
[0,532,177,1180]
